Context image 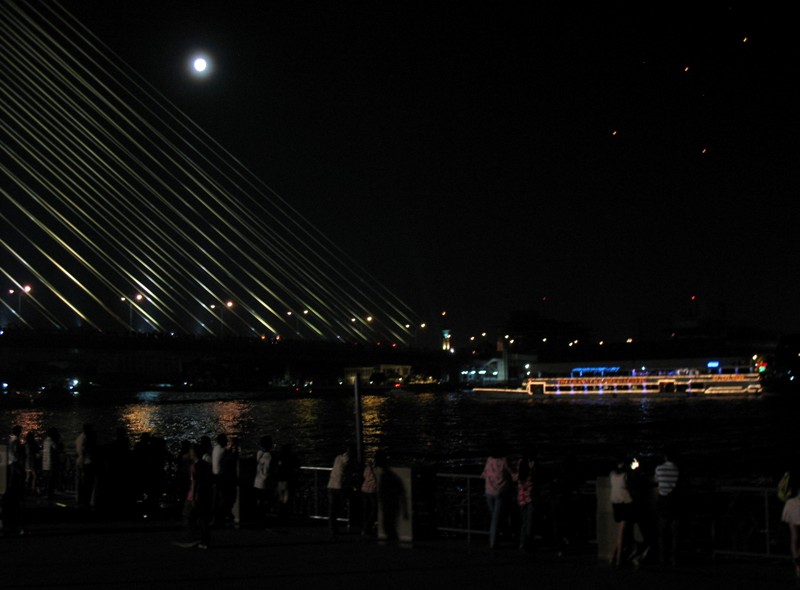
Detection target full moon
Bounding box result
[193,58,207,73]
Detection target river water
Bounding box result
[6,389,798,484]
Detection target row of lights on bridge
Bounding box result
[7,293,668,348]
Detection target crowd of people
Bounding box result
[605,448,682,567]
[480,443,590,556]
[1,423,410,549]
[1,423,305,545]
[3,423,799,577]
[324,444,408,542]
[479,442,800,577]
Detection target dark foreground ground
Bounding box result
[1,497,798,590]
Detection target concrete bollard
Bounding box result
[596,476,615,563]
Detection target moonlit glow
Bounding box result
[190,54,212,78]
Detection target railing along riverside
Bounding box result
[711,485,788,561]
[292,467,597,547]
[292,469,790,562]
[42,455,793,563]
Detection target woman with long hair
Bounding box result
[609,457,635,566]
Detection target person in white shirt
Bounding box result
[326,445,353,538]
[253,435,275,526]
[74,424,97,509]
[7,425,22,475]
[210,433,233,526]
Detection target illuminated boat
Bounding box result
[520,372,762,396]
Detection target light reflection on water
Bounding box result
[4,391,797,482]
[120,405,160,435]
[6,408,46,438]
[361,394,389,454]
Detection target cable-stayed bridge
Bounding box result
[0,0,418,344]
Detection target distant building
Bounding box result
[460,353,537,386]
[343,364,412,386]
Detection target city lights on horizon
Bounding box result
[3,284,715,350]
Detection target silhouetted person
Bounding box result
[219,436,238,526]
[481,442,512,549]
[654,448,682,566]
[151,435,172,508]
[253,435,275,526]
[375,449,408,543]
[275,442,300,523]
[345,445,364,530]
[3,425,26,536]
[174,440,193,512]
[210,433,226,525]
[133,432,159,516]
[514,445,540,553]
[23,431,40,495]
[103,427,132,516]
[780,463,800,578]
[175,444,213,549]
[199,435,213,463]
[7,425,24,491]
[609,457,635,566]
[551,454,583,555]
[327,444,354,538]
[75,424,97,510]
[361,453,378,537]
[40,427,63,500]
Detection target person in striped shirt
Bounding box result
[654,449,681,566]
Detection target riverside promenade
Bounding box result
[1,498,795,590]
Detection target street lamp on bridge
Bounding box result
[210,300,234,337]
[120,293,144,331]
[9,284,32,319]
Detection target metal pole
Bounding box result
[354,371,363,464]
[467,476,472,544]
[314,470,319,517]
[764,489,770,555]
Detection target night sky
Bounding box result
[24,2,800,343]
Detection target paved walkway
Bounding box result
[1,499,797,590]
